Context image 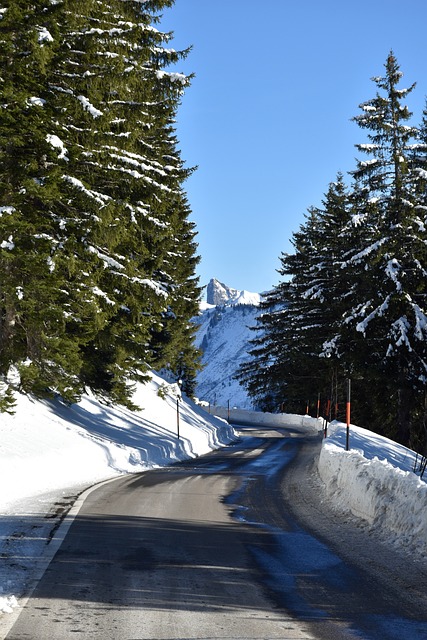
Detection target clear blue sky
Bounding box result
[160,0,427,295]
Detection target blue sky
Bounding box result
[161,1,427,295]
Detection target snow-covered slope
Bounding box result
[194,279,262,409]
[0,372,236,617]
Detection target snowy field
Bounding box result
[0,374,426,628]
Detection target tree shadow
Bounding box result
[4,429,427,640]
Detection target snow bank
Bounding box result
[318,422,427,557]
[0,596,18,616]
[0,372,236,513]
[208,406,323,431]
[0,372,236,627]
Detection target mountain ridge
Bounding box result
[206,277,261,307]
[194,279,261,409]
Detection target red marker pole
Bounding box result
[324,398,331,438]
[346,378,351,451]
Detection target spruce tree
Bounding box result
[239,175,353,415]
[149,192,202,396]
[237,283,287,412]
[0,0,93,402]
[343,52,427,444]
[0,0,201,406]
[240,53,427,447]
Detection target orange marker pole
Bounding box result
[324,399,331,438]
[346,378,351,451]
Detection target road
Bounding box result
[5,423,427,639]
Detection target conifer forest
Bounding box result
[239,53,427,451]
[0,0,201,409]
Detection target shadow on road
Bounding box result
[4,426,427,640]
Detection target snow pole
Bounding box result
[317,393,321,419]
[227,399,230,423]
[346,378,351,451]
[306,400,309,415]
[324,398,331,438]
[176,397,180,439]
[334,372,339,419]
[176,379,182,439]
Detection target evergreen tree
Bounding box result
[0,0,92,402]
[237,283,286,412]
[0,0,201,406]
[149,192,203,396]
[239,175,352,415]
[343,52,427,445]
[240,53,427,448]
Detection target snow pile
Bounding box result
[318,422,427,557]
[0,597,18,616]
[210,406,322,431]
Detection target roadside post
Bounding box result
[176,379,182,439]
[346,378,351,451]
[324,398,331,438]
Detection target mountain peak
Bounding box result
[206,278,260,307]
[206,278,237,305]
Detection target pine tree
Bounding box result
[237,283,286,412]
[343,52,427,445]
[0,0,93,402]
[239,175,353,415]
[0,0,201,406]
[240,53,427,447]
[149,191,203,396]
[43,0,192,403]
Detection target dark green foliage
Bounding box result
[0,0,201,408]
[0,379,16,414]
[238,175,353,414]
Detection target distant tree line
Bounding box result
[239,53,427,450]
[0,0,201,410]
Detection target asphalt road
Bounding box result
[5,423,427,640]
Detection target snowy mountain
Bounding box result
[194,279,262,409]
[206,277,261,307]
